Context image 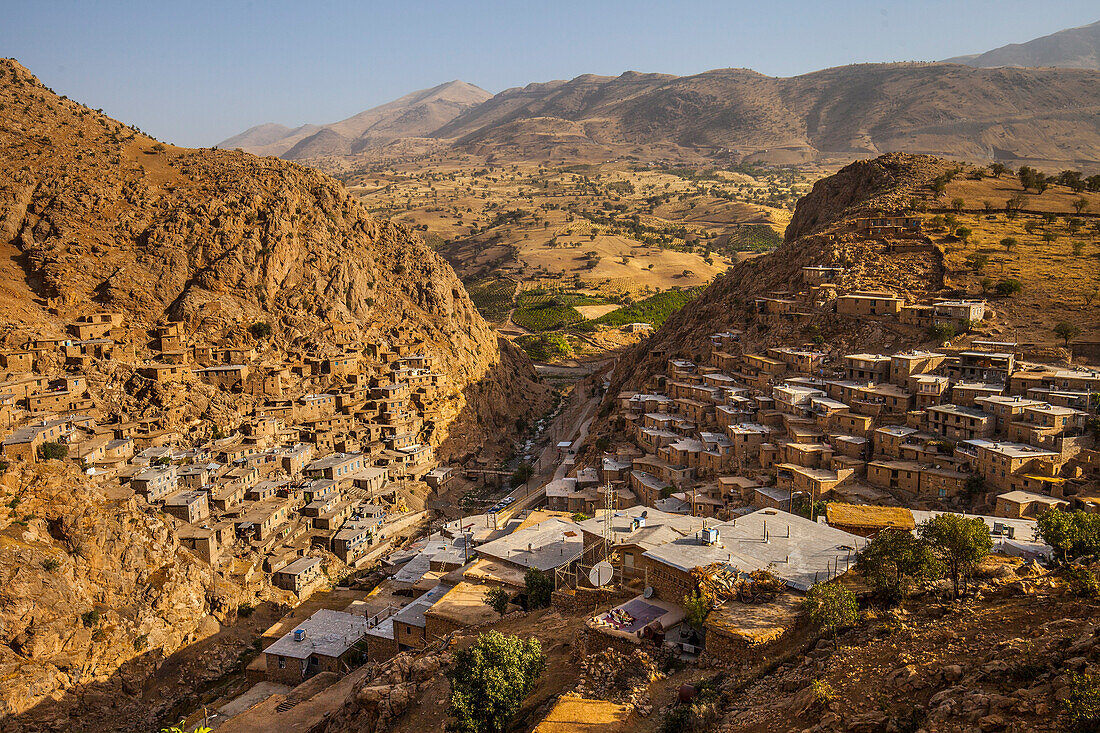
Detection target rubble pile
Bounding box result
[574,647,663,715]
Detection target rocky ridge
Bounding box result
[0,58,545,459]
[601,153,959,399]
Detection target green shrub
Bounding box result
[237,603,255,618]
[803,583,858,637]
[1064,565,1100,598]
[994,278,1023,296]
[133,633,149,651]
[928,323,956,342]
[811,679,837,706]
[41,557,61,572]
[525,568,553,610]
[1061,672,1100,733]
[39,442,68,461]
[81,610,101,628]
[483,586,509,617]
[682,590,711,629]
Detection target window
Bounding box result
[278,656,286,669]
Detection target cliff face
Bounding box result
[603,153,957,394]
[0,58,545,457]
[0,463,232,719]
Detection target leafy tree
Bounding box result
[928,322,956,342]
[524,568,553,610]
[1073,197,1090,215]
[1072,241,1086,257]
[803,582,858,637]
[989,163,1007,177]
[964,253,989,272]
[917,514,992,597]
[1055,322,1081,347]
[39,442,68,461]
[446,631,546,733]
[682,590,711,629]
[854,528,940,603]
[1036,510,1100,564]
[995,279,1022,297]
[483,586,510,618]
[979,277,995,295]
[1000,236,1017,252]
[954,226,972,243]
[511,462,533,487]
[951,197,965,213]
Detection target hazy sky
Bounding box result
[3,1,1096,146]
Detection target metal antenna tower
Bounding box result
[602,480,615,559]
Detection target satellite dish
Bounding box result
[641,510,648,518]
[643,586,654,599]
[589,560,614,587]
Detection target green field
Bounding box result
[511,290,587,331]
[587,287,702,329]
[467,277,517,322]
[516,333,573,361]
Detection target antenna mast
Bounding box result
[602,480,615,559]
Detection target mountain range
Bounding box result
[220,21,1100,169]
[944,19,1100,70]
[218,79,491,158]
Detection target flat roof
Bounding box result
[276,556,322,576]
[474,518,584,571]
[263,609,371,660]
[642,508,866,591]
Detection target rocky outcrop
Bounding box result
[0,58,546,458]
[311,650,451,733]
[601,153,957,399]
[0,462,238,719]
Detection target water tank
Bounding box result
[293,629,305,642]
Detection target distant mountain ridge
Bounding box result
[944,19,1100,70]
[434,63,1100,168]
[219,80,492,158]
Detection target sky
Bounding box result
[2,1,1097,147]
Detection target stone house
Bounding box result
[262,609,370,684]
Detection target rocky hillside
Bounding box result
[600,153,957,396]
[945,19,1100,71]
[432,64,1100,168]
[0,462,238,721]
[219,80,492,159]
[0,58,544,458]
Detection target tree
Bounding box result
[1072,241,1086,257]
[995,279,1022,297]
[511,462,533,488]
[854,529,940,603]
[39,442,68,461]
[928,322,956,342]
[1055,322,1081,347]
[1073,197,1090,215]
[917,514,992,597]
[446,631,546,733]
[248,321,272,338]
[1036,510,1100,564]
[964,253,989,272]
[1000,236,1017,252]
[954,226,972,244]
[524,568,552,610]
[803,582,858,637]
[682,590,711,629]
[483,586,510,618]
[951,197,965,213]
[979,276,995,295]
